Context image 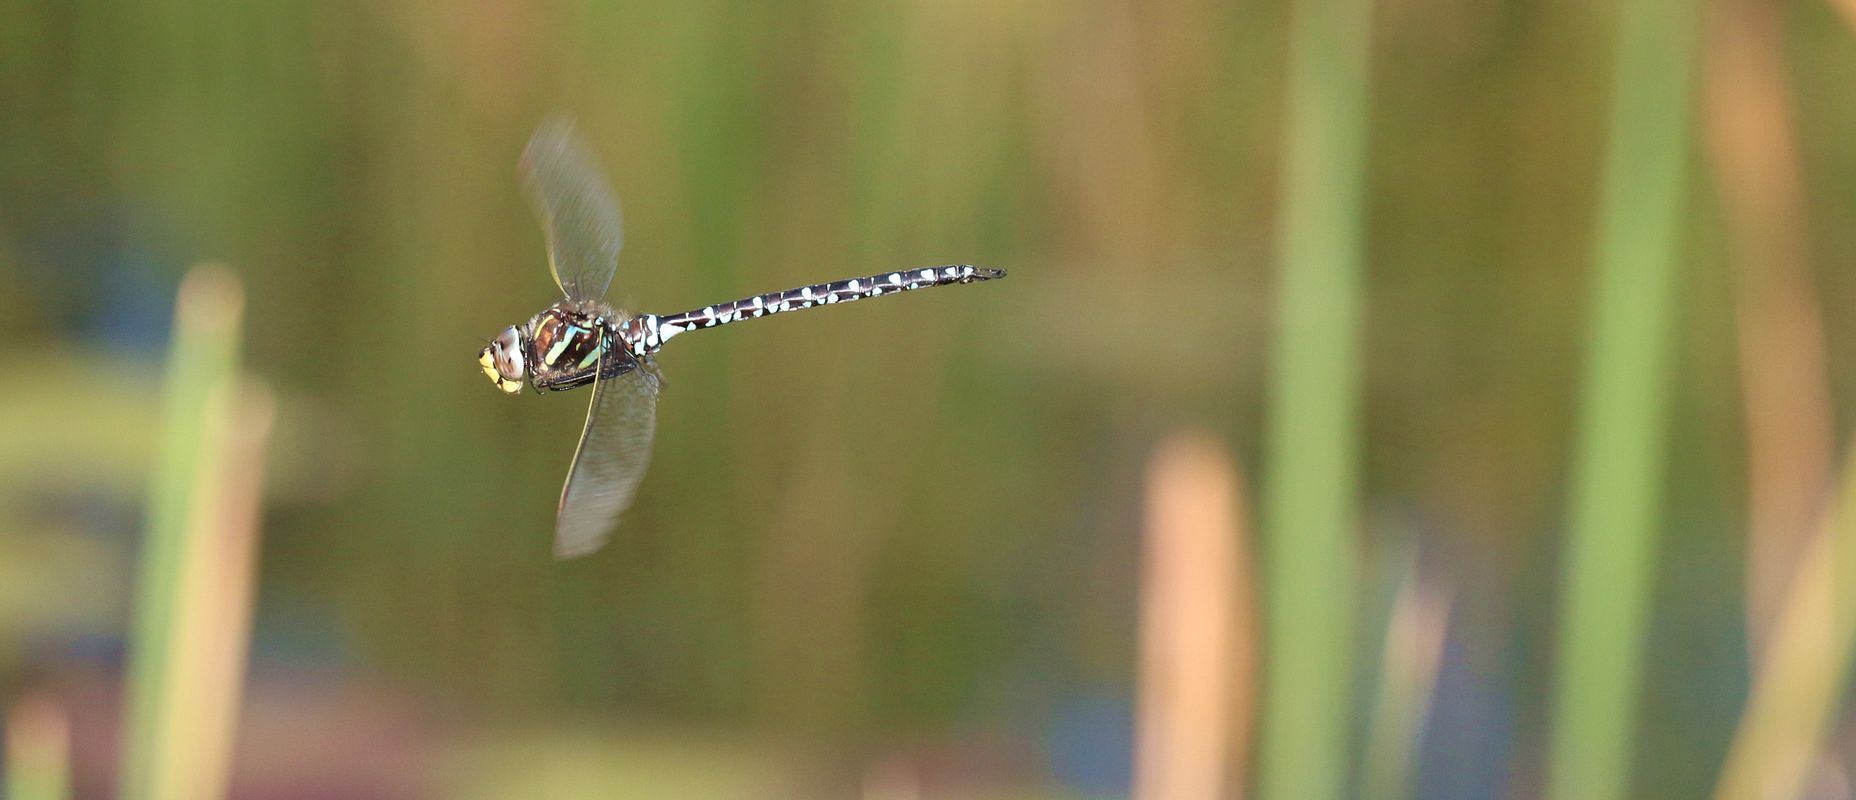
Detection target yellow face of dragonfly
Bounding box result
[479,326,527,394]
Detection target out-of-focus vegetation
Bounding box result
[123,267,270,800]
[1548,0,1696,798]
[3,0,1856,797]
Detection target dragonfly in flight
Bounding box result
[480,119,1006,558]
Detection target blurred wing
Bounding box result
[554,358,660,558]
[521,117,624,301]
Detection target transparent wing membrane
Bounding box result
[521,118,624,301]
[554,358,660,558]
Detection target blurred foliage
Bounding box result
[1,0,1855,797]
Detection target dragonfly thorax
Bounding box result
[531,303,606,370]
[529,303,639,392]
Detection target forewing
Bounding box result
[554,360,660,558]
[521,118,624,301]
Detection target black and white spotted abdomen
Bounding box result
[620,264,1004,356]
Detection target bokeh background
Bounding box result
[4,0,1856,798]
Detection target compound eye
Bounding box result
[493,328,525,381]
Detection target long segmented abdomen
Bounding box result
[620,264,1005,357]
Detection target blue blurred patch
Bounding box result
[87,254,175,358]
[1045,691,1132,796]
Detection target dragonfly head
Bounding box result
[479,325,528,394]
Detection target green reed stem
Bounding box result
[1546,0,1696,798]
[122,266,245,800]
[1258,0,1373,796]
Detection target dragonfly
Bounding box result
[479,119,1006,558]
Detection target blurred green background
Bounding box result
[3,0,1856,798]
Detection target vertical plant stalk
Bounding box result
[1359,554,1451,800]
[6,692,71,800]
[1134,432,1253,800]
[123,266,272,800]
[1702,0,1833,656]
[1714,447,1856,800]
[164,380,274,799]
[1259,0,1372,795]
[1546,0,1697,798]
